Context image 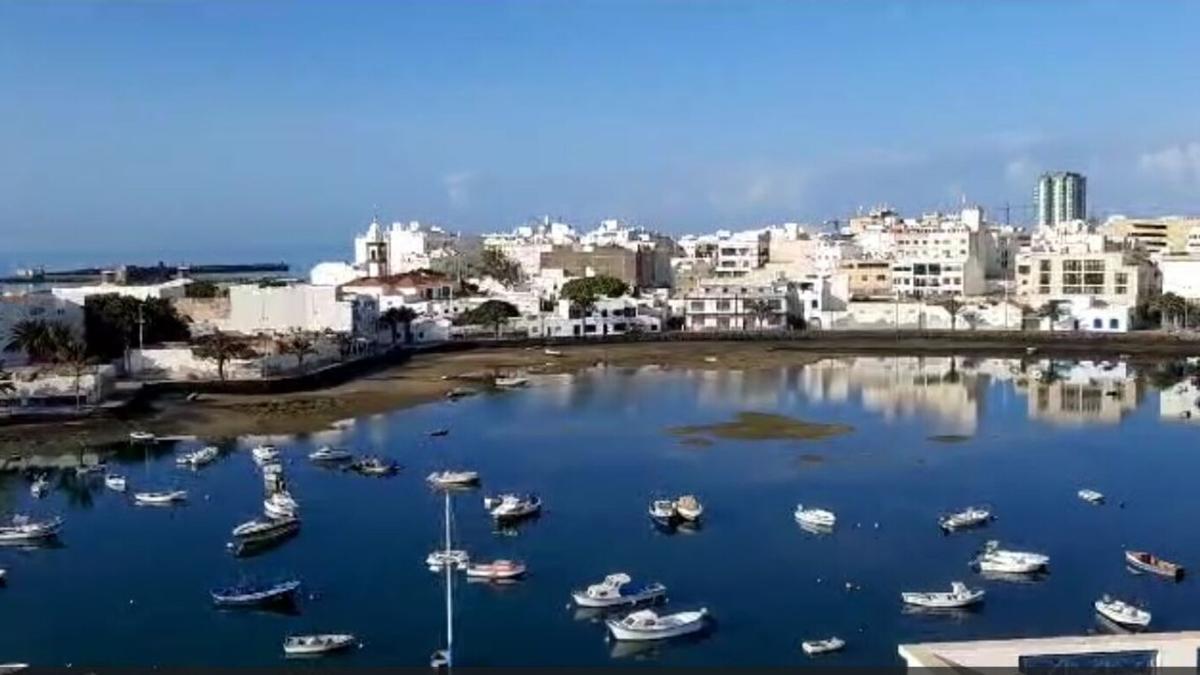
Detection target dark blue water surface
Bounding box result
[2,356,1199,667]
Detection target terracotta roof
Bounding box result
[342,270,449,289]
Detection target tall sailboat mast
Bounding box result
[444,490,454,669]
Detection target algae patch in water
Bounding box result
[928,434,972,444]
[670,412,853,442]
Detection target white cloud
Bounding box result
[1138,142,1200,188]
[442,171,475,208]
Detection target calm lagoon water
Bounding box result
[2,356,1200,667]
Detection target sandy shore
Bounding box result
[0,342,824,458]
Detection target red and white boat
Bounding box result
[1125,550,1184,580]
[465,559,526,580]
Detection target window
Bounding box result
[1039,259,1051,272]
[811,300,818,309]
[1093,318,1102,329]
[1110,318,1119,329]
[1063,260,1082,272]
[716,300,731,311]
[1084,259,1105,272]
[689,301,704,312]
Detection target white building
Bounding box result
[0,293,86,366]
[51,278,191,306]
[339,270,454,313]
[518,297,661,339]
[682,280,805,331]
[714,230,769,278]
[221,283,377,336]
[889,210,987,298]
[353,219,455,276]
[1160,256,1200,300]
[482,217,578,278]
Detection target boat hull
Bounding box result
[212,581,301,607]
[1125,551,1184,580]
[606,611,708,641]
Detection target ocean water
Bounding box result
[1,356,1199,667]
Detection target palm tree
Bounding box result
[1154,293,1188,329]
[4,319,54,362]
[1039,300,1070,332]
[379,306,418,345]
[278,331,318,373]
[192,330,254,381]
[743,299,776,330]
[56,334,91,408]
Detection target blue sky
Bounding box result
[2,0,1200,263]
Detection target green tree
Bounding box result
[479,248,523,285]
[1153,292,1188,329]
[960,310,982,331]
[278,331,318,372]
[936,296,965,331]
[185,280,225,299]
[455,300,519,337]
[560,275,629,314]
[191,330,255,381]
[84,295,190,360]
[1038,300,1070,332]
[378,306,418,345]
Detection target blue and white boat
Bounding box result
[211,579,302,608]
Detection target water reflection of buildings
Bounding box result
[1160,380,1200,423]
[1018,361,1141,426]
[798,356,990,435]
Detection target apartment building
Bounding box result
[1014,247,1156,308]
[839,260,894,298]
[714,231,769,278]
[1101,216,1200,257]
[682,278,825,330]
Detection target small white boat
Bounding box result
[308,446,353,463]
[939,506,992,531]
[0,515,63,543]
[1078,489,1105,504]
[465,559,526,580]
[486,494,541,521]
[129,431,156,442]
[902,581,985,609]
[974,541,1050,574]
[0,665,28,674]
[1095,595,1151,628]
[177,446,219,467]
[133,490,187,506]
[543,348,563,357]
[0,568,7,584]
[606,608,708,641]
[427,470,481,488]
[795,505,836,529]
[802,636,845,656]
[251,445,279,465]
[29,476,49,499]
[283,633,357,657]
[104,474,127,492]
[264,491,299,519]
[494,376,529,388]
[703,355,719,363]
[648,499,678,525]
[674,495,703,522]
[232,516,300,540]
[212,579,301,608]
[426,549,470,572]
[571,573,667,608]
